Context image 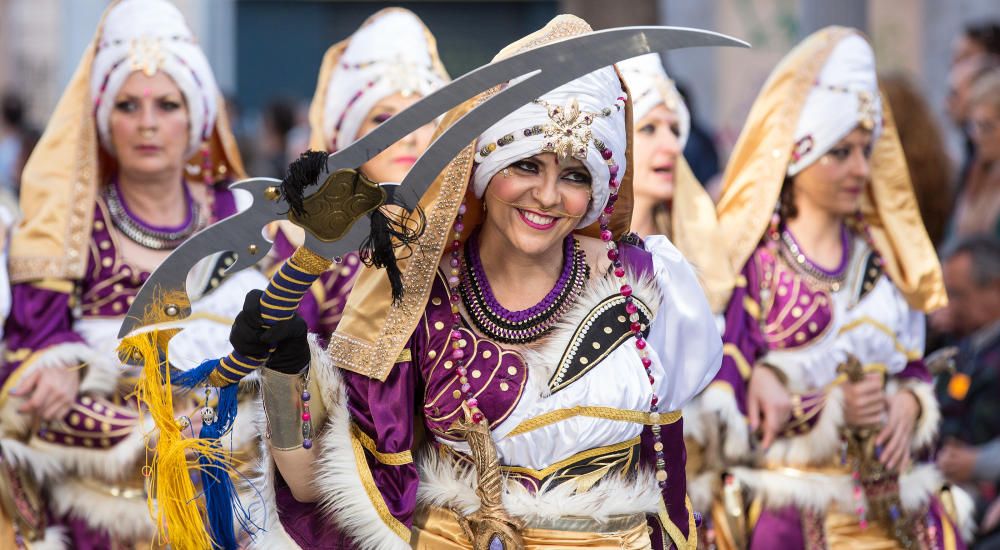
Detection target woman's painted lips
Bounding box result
[518,208,557,230]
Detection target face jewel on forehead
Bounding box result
[534,97,614,163]
[129,36,165,77]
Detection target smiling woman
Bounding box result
[479,154,593,262]
[240,15,724,550]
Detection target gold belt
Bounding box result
[413,506,652,550]
[523,513,647,533]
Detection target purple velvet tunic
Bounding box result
[1,182,237,549]
[272,243,694,549]
[715,241,963,549]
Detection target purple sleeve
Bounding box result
[342,361,420,527]
[276,339,421,548]
[896,359,932,383]
[643,420,694,549]
[1,283,84,385]
[714,260,769,415]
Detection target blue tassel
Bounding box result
[172,358,218,389]
[199,382,239,549]
[175,359,255,549]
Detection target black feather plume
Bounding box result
[280,150,329,217]
[359,205,427,305]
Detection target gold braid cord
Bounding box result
[291,246,334,275]
[455,413,525,550]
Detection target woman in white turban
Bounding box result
[0,1,264,547]
[237,15,722,550]
[705,27,970,548]
[617,54,734,313]
[264,7,450,339]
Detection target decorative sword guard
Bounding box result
[206,162,389,388]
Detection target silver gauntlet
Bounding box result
[260,367,309,451]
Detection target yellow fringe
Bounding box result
[117,287,233,550]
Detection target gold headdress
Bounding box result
[9,0,245,283]
[328,15,636,381]
[715,26,945,312]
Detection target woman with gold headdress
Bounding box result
[263,7,449,337]
[0,0,264,547]
[707,27,970,548]
[236,14,722,550]
[617,53,733,314]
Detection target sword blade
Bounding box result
[400,27,745,210]
[329,26,747,195]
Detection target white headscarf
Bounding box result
[324,10,448,151]
[472,67,627,228]
[787,34,882,176]
[617,53,691,148]
[90,0,219,159]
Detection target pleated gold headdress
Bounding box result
[715,26,945,312]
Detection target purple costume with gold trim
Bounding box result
[703,234,967,549]
[0,185,268,549]
[248,238,722,550]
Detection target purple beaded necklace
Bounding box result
[459,228,588,344]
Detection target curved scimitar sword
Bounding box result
[118,26,748,385]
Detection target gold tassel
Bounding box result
[117,288,235,550]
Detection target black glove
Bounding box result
[229,289,270,359]
[261,314,310,375]
[229,289,310,375]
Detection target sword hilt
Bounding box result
[207,246,332,387]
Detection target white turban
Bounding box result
[91,0,220,159]
[472,66,627,228]
[324,10,448,151]
[787,34,882,176]
[617,53,691,148]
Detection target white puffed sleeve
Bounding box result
[643,235,723,411]
[895,288,927,361]
[0,202,15,340]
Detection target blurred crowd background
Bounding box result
[0,0,997,194]
[4,0,1000,543]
